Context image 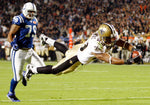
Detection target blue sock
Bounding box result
[9,78,18,94]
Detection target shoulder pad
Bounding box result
[12,15,24,25]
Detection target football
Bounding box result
[132,50,142,59]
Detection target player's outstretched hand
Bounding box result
[131,50,142,64]
[125,50,142,65]
[124,58,133,65]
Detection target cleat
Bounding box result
[25,64,34,81]
[39,34,48,46]
[7,92,20,102]
[22,71,27,86]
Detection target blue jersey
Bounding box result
[12,13,38,48]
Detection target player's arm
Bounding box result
[115,39,134,51]
[7,24,20,43]
[92,52,124,65]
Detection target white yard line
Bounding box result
[2,97,150,102]
[15,86,150,91]
[80,70,108,72]
[89,63,150,66]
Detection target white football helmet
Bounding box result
[22,2,37,19]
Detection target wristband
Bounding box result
[108,54,112,64]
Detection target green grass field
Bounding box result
[0,60,150,105]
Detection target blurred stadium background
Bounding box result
[0,0,150,63]
[0,0,150,104]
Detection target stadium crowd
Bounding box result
[0,0,150,62]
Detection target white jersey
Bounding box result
[77,33,106,64]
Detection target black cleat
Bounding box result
[22,71,27,86]
[7,92,20,102]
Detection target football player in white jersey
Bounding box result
[7,2,68,102]
[25,23,139,79]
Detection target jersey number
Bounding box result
[80,43,88,51]
[25,25,36,37]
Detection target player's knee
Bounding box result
[14,75,22,82]
[52,69,60,74]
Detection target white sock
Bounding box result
[46,38,55,46]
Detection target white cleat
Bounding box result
[39,34,48,46]
[25,64,34,81]
[39,34,55,46]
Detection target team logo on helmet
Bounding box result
[100,29,105,35]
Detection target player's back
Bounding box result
[77,33,106,64]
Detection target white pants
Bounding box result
[10,48,45,81]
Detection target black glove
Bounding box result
[124,58,133,65]
[132,50,142,63]
[126,49,142,64]
[125,47,142,64]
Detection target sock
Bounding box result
[9,78,18,94]
[46,38,55,46]
[31,66,38,74]
[54,42,68,54]
[37,65,53,74]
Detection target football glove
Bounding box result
[131,50,142,64]
[11,42,19,51]
[13,44,19,51]
[124,58,133,65]
[125,49,142,64]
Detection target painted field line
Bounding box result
[31,80,149,84]
[80,70,108,72]
[90,63,150,66]
[2,97,150,102]
[17,86,150,91]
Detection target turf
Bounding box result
[0,60,150,105]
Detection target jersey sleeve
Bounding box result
[12,15,24,25]
[115,30,119,41]
[113,28,119,41]
[35,17,38,25]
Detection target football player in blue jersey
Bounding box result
[7,2,68,102]
[6,2,42,102]
[6,2,68,102]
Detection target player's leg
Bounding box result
[40,34,68,54]
[30,49,46,67]
[25,44,81,79]
[7,49,26,102]
[52,56,79,74]
[25,55,80,79]
[23,49,46,82]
